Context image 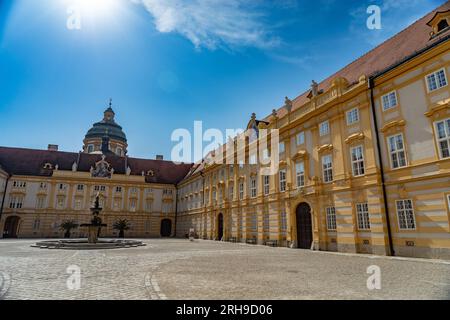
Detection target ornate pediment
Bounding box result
[90,155,112,178]
[317,144,333,154]
[380,119,406,133]
[292,150,308,160]
[345,132,365,144]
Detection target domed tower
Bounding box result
[83,100,128,156]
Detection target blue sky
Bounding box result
[0,0,445,160]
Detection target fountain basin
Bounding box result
[31,239,146,250]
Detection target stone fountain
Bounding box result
[32,194,145,250]
[80,193,107,244]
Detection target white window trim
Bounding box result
[326,207,337,231]
[433,118,450,159]
[395,199,417,230]
[387,133,408,170]
[381,91,398,111]
[279,169,287,192]
[425,68,448,93]
[279,141,285,154]
[319,121,330,136]
[296,131,305,145]
[263,175,270,196]
[350,145,365,177]
[322,155,333,183]
[295,161,305,188]
[346,108,360,125]
[356,203,371,230]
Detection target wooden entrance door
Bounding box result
[3,216,20,238]
[217,213,224,240]
[296,203,313,249]
[160,219,172,237]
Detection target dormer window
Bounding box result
[427,10,450,37]
[437,19,449,32]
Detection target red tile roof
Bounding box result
[0,147,193,185]
[264,2,450,121]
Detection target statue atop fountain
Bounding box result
[81,193,107,244]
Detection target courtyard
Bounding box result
[0,238,449,300]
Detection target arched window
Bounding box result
[87,144,94,153]
[116,147,123,156]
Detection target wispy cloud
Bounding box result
[131,0,281,50]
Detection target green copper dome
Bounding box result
[85,105,127,143]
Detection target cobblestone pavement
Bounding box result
[0,239,449,300]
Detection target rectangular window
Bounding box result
[250,177,257,198]
[58,183,67,191]
[296,132,305,145]
[279,169,286,192]
[32,219,40,230]
[381,91,398,111]
[426,68,447,92]
[145,200,152,212]
[279,141,285,154]
[115,186,122,193]
[447,194,450,211]
[113,199,121,211]
[396,200,416,230]
[36,197,45,209]
[280,211,287,233]
[56,196,65,209]
[322,155,333,183]
[129,199,136,212]
[351,145,365,176]
[9,196,23,209]
[239,182,244,200]
[326,207,337,231]
[77,184,84,191]
[229,185,234,199]
[263,175,270,195]
[346,108,360,124]
[356,203,370,230]
[435,118,450,159]
[249,154,257,165]
[319,121,330,136]
[295,161,305,188]
[388,134,407,169]
[74,198,82,210]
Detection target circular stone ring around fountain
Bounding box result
[32,193,146,250]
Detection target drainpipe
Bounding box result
[0,174,11,235]
[368,77,395,256]
[173,184,178,238]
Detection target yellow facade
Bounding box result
[176,14,450,259]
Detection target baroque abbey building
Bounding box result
[1,4,450,259]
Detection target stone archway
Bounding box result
[3,216,20,238]
[217,213,224,241]
[296,203,313,249]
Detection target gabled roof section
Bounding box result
[0,146,193,185]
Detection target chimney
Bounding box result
[48,144,58,151]
[156,155,164,160]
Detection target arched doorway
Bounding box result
[217,213,224,240]
[296,203,313,249]
[160,219,172,237]
[3,216,20,238]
